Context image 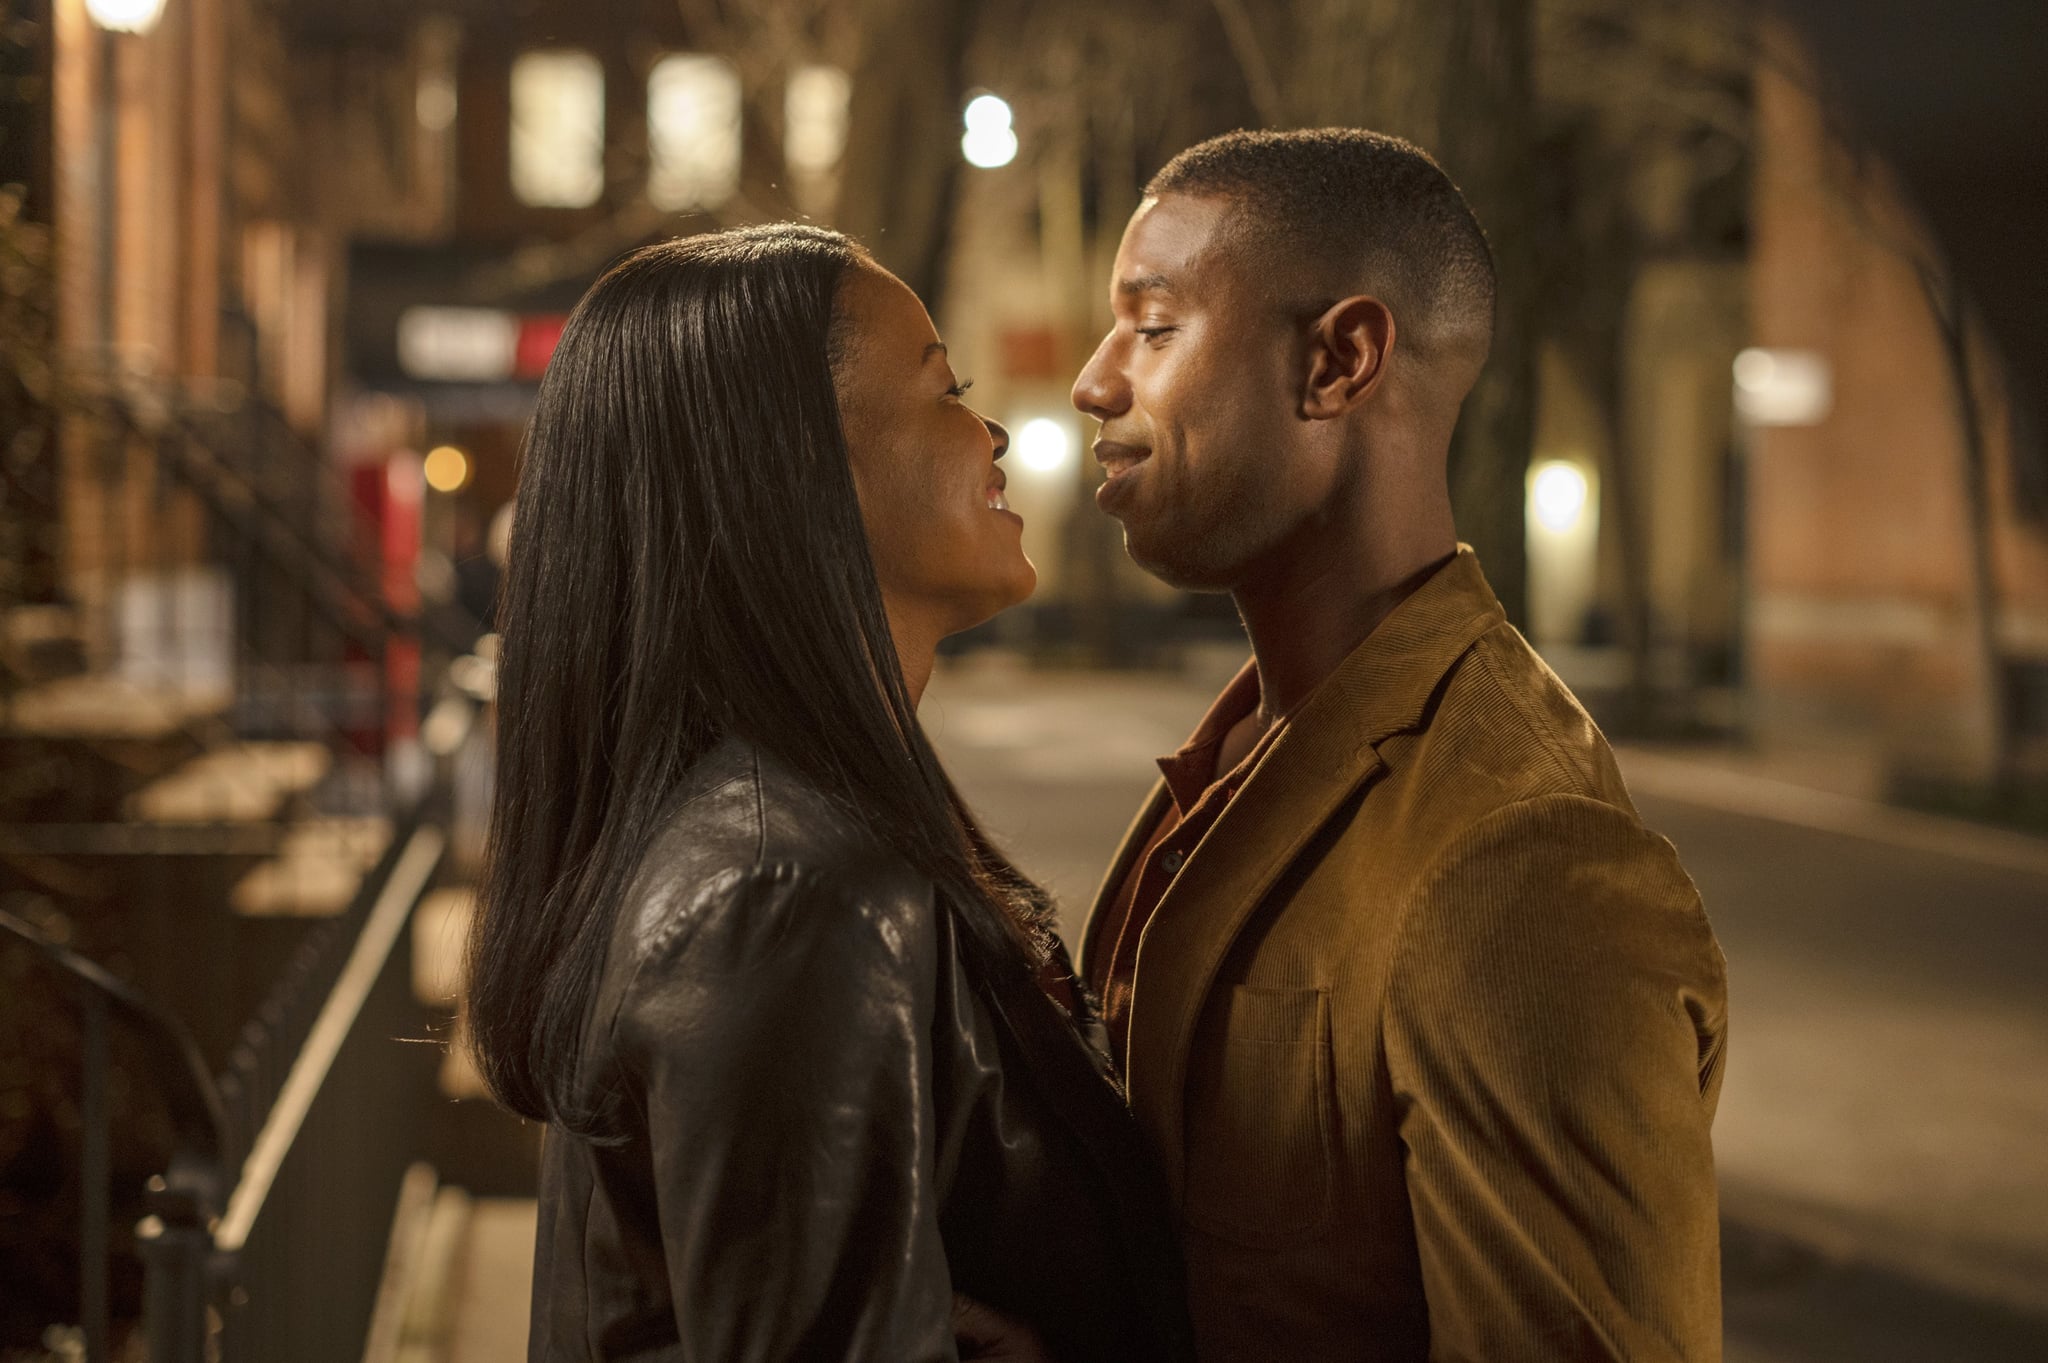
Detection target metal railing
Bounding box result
[2,357,491,1357]
[4,809,460,1363]
[0,908,227,1363]
[202,820,448,1363]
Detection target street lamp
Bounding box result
[1530,461,1589,535]
[962,94,1017,169]
[1014,417,1074,475]
[85,0,167,34]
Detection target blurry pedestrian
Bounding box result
[466,226,1191,1363]
[1066,129,1729,1362]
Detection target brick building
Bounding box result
[1744,30,2048,790]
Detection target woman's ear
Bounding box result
[1302,295,1395,420]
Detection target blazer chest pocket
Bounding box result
[1183,985,1335,1245]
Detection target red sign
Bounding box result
[514,314,571,380]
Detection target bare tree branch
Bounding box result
[1209,0,1287,126]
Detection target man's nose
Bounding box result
[1070,335,1128,422]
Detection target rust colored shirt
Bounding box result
[1084,661,1283,1066]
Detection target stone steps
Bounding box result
[0,604,88,683]
[126,740,332,823]
[365,1164,536,1363]
[229,815,393,917]
[2,674,230,741]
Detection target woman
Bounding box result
[466,224,1192,1363]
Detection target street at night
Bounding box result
[9,0,2048,1354]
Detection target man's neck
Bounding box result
[1231,514,1457,724]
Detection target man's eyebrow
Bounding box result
[922,341,948,363]
[1116,272,1173,297]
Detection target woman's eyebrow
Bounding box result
[922,341,949,364]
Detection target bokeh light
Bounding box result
[1530,461,1589,534]
[423,444,471,493]
[1015,418,1073,474]
[961,93,1017,168]
[85,0,166,33]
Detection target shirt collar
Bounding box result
[1154,657,1264,815]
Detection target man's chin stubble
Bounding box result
[1122,531,1242,595]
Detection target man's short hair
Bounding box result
[1147,128,1496,360]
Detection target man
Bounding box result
[1068,129,1728,1361]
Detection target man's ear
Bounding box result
[1302,295,1394,419]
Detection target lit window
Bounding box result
[786,65,850,175]
[648,54,742,211]
[784,64,850,217]
[510,50,605,208]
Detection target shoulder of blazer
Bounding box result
[1411,619,1637,811]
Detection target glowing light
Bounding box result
[961,94,1017,169]
[964,95,1012,134]
[416,72,458,132]
[423,445,471,493]
[397,307,518,381]
[1014,418,1073,475]
[86,0,167,33]
[649,54,742,211]
[1732,348,1776,391]
[1732,346,1832,426]
[511,50,605,208]
[1530,461,1589,534]
[785,65,851,174]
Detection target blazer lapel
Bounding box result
[1075,777,1173,977]
[1121,723,1382,1201]
[1120,547,1509,1205]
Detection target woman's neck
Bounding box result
[884,600,941,708]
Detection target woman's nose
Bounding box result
[983,416,1011,460]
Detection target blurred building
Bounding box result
[934,2,2047,799]
[3,0,2044,1351]
[1743,25,2048,791]
[5,1,871,1352]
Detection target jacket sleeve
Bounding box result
[608,859,960,1363]
[1383,793,1729,1363]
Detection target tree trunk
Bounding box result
[1924,267,2012,791]
[1287,0,1539,625]
[836,0,976,309]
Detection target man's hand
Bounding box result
[953,1292,1058,1362]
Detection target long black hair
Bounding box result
[466,224,1055,1136]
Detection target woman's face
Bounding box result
[833,264,1035,645]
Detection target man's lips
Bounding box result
[1092,440,1150,477]
[1093,440,1150,513]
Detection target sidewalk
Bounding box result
[1614,745,2048,1330]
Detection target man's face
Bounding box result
[1071,194,1326,591]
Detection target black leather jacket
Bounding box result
[530,737,1193,1362]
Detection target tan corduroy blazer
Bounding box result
[1079,548,1728,1363]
